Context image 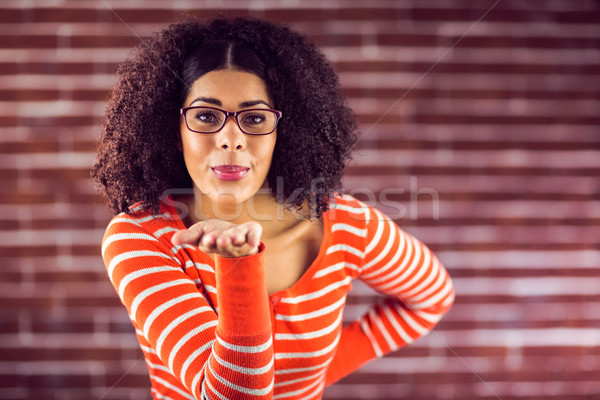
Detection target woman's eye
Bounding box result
[242,113,266,125]
[194,112,218,123]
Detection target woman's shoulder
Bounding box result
[103,200,182,242]
[326,194,376,231]
[329,194,376,219]
[100,200,188,267]
[328,193,395,231]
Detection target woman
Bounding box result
[93,17,454,400]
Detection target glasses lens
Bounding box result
[186,107,225,133]
[238,110,277,135]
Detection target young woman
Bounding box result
[93,17,454,400]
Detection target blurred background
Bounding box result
[1,0,599,399]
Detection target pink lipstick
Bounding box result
[211,165,249,181]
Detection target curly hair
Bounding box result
[92,17,358,218]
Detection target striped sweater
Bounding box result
[101,195,454,400]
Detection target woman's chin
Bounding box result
[203,189,250,207]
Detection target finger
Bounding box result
[230,225,249,246]
[246,223,262,248]
[171,228,201,246]
[200,231,218,251]
[226,225,259,257]
[215,234,233,253]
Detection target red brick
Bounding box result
[18,371,93,389]
[2,2,599,399]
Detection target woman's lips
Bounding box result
[211,165,250,181]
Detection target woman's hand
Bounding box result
[171,220,262,258]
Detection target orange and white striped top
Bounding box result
[102,195,454,400]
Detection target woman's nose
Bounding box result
[216,117,245,151]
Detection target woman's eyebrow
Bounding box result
[239,100,272,108]
[190,97,221,106]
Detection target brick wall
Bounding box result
[1,1,599,399]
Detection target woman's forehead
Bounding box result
[185,69,272,107]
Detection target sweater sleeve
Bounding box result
[102,215,274,399]
[325,205,454,385]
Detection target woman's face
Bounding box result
[179,69,277,208]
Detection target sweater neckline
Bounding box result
[268,210,331,300]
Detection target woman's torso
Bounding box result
[111,195,369,399]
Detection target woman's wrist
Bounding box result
[214,242,270,333]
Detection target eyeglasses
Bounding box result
[180,106,282,135]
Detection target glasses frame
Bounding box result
[180,106,283,135]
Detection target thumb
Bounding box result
[171,228,201,246]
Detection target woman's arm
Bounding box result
[102,215,274,399]
[325,205,454,385]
